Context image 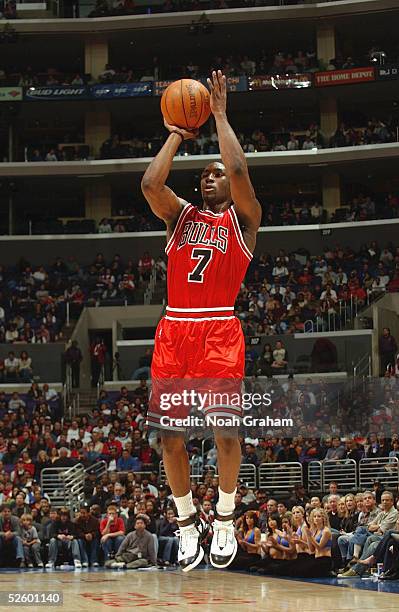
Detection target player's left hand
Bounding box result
[207,70,227,116]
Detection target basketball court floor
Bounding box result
[0,567,398,611]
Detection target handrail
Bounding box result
[359,456,399,490]
[258,462,302,491]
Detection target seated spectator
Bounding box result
[19,351,33,382]
[4,351,19,381]
[108,515,156,569]
[75,503,100,568]
[20,513,43,568]
[46,507,82,569]
[100,504,125,562]
[158,507,179,565]
[271,340,288,372]
[0,505,24,567]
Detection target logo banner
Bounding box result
[314,67,375,87]
[0,86,23,101]
[90,82,152,99]
[24,86,87,100]
[249,74,312,90]
[154,76,248,96]
[376,65,399,81]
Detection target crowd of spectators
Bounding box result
[237,240,399,341]
[1,240,399,347]
[0,351,34,383]
[23,117,398,167]
[0,252,162,343]
[0,44,371,91]
[1,376,399,578]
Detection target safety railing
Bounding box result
[158,460,217,483]
[307,460,323,492]
[151,456,399,492]
[258,462,302,492]
[85,459,107,480]
[322,458,358,492]
[238,464,257,489]
[359,457,399,490]
[41,463,85,508]
[41,461,107,509]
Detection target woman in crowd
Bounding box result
[19,351,33,382]
[34,450,51,480]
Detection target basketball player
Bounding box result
[141,70,261,571]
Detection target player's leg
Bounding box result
[161,433,207,572]
[210,431,241,568]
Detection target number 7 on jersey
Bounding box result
[188,248,213,283]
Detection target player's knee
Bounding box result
[161,434,186,455]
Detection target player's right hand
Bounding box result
[163,118,198,140]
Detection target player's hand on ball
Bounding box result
[163,118,198,140]
[207,69,227,116]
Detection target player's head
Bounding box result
[200,162,231,208]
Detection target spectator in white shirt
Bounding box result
[311,202,323,221]
[287,135,299,151]
[5,325,18,343]
[67,420,81,443]
[42,383,58,402]
[320,284,338,302]
[302,137,316,150]
[273,139,287,152]
[8,392,26,412]
[5,351,20,381]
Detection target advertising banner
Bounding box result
[154,76,247,96]
[249,74,312,90]
[90,82,152,99]
[314,67,375,87]
[24,86,88,100]
[376,65,399,81]
[0,86,23,101]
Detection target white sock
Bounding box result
[216,487,236,517]
[174,491,196,523]
[354,544,361,558]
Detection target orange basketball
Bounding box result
[161,79,211,130]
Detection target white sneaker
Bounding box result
[37,562,44,568]
[210,517,237,569]
[74,560,82,569]
[92,562,99,567]
[45,562,55,569]
[177,516,209,573]
[110,561,126,569]
[28,563,34,568]
[82,562,89,568]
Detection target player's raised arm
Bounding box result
[141,121,197,225]
[207,70,262,235]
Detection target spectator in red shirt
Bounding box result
[138,252,155,281]
[100,504,125,561]
[91,338,107,387]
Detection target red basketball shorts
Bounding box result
[146,315,244,432]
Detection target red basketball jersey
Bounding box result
[164,204,252,318]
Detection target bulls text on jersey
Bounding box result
[177,221,228,254]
